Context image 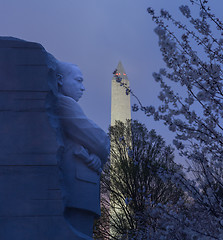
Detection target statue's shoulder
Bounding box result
[57,94,80,108]
[57,94,75,104]
[56,94,85,117]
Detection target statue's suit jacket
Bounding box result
[46,93,110,216]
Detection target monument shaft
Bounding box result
[111,61,131,126]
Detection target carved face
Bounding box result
[58,64,85,102]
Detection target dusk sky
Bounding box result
[1,0,222,164]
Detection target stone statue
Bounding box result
[46,56,110,239]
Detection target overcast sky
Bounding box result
[1,0,222,164]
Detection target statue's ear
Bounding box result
[56,74,63,86]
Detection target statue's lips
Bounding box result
[78,92,83,98]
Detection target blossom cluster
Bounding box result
[109,1,223,239]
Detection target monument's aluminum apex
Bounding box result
[112,61,128,81]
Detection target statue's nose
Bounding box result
[81,84,85,91]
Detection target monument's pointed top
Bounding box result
[113,61,128,80]
[117,61,126,74]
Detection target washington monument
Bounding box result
[111,61,131,125]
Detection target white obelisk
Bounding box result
[111,61,131,125]
[109,61,132,237]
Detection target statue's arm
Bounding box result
[57,96,110,162]
[73,145,104,173]
[62,116,110,162]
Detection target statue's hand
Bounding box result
[88,154,102,174]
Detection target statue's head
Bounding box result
[55,62,85,102]
[47,53,85,102]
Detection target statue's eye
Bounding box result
[76,78,83,82]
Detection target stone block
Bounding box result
[0,37,75,239]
